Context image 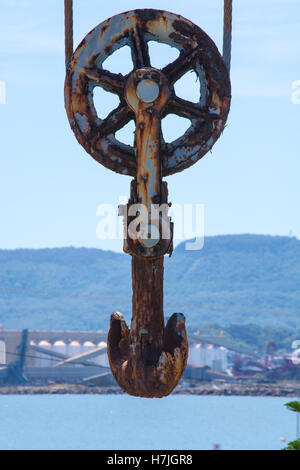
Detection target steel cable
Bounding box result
[64,0,73,70]
[223,0,233,72]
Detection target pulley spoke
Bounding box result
[166,96,221,121]
[162,48,198,84]
[97,103,134,137]
[130,25,151,68]
[84,67,125,96]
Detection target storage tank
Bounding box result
[29,340,37,366]
[53,340,67,356]
[219,346,228,371]
[205,344,214,368]
[200,343,206,365]
[210,346,228,371]
[188,343,201,365]
[82,341,96,354]
[67,340,82,358]
[37,340,52,366]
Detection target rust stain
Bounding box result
[107,258,188,398]
[64,8,231,398]
[65,8,230,177]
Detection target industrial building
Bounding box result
[188,343,228,372]
[0,328,233,385]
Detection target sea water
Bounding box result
[0,394,297,450]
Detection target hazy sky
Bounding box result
[0,0,299,252]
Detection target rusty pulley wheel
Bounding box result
[65,9,231,177]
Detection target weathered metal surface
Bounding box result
[64,8,231,398]
[107,256,188,398]
[64,9,231,177]
[123,67,173,258]
[125,68,169,210]
[120,180,173,260]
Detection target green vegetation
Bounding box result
[0,235,299,337]
[283,401,300,450]
[283,439,300,450]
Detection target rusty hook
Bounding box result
[107,257,188,398]
[64,9,231,397]
[107,67,188,397]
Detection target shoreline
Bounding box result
[1,381,299,397]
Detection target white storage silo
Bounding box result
[37,340,52,366]
[29,340,37,366]
[200,343,206,365]
[82,341,96,354]
[53,340,67,356]
[212,346,222,371]
[67,340,82,358]
[188,343,201,365]
[219,346,228,371]
[205,344,214,368]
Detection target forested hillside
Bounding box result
[0,235,299,331]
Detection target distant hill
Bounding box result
[0,235,299,330]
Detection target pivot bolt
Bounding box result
[136,79,160,103]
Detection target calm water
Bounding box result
[0,394,297,450]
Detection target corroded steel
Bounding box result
[64,9,231,177]
[123,67,173,258]
[125,68,170,211]
[107,257,188,398]
[120,180,173,260]
[64,8,231,398]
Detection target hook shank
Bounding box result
[108,66,188,397]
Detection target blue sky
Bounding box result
[0,0,299,252]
